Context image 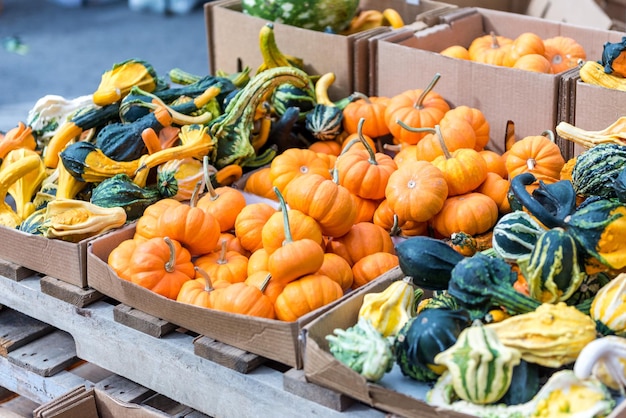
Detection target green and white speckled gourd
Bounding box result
[242,0,359,32]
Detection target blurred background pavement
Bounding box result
[0,0,213,132]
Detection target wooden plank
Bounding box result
[0,309,54,356]
[0,259,36,282]
[193,336,266,374]
[113,304,177,338]
[142,393,192,416]
[0,275,384,418]
[94,374,155,404]
[0,394,39,417]
[39,277,103,308]
[66,361,114,384]
[8,330,78,377]
[283,368,355,412]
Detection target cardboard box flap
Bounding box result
[526,0,613,29]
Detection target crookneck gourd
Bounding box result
[209,66,313,169]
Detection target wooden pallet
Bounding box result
[0,273,383,418]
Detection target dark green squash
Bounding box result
[90,173,160,221]
[305,103,344,141]
[567,272,611,306]
[271,83,316,121]
[18,208,46,235]
[395,236,465,291]
[394,308,471,382]
[491,210,546,261]
[518,227,585,304]
[601,36,626,76]
[499,360,541,406]
[614,167,626,203]
[419,291,460,312]
[571,143,626,199]
[447,253,541,315]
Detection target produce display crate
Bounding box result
[303,269,626,418]
[86,218,401,369]
[558,66,626,158]
[370,7,625,154]
[204,0,458,99]
[0,226,91,288]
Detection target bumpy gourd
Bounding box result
[434,320,522,405]
[90,174,160,221]
[485,302,597,368]
[491,210,546,261]
[326,317,394,382]
[571,143,626,199]
[518,227,586,304]
[591,273,626,337]
[357,276,421,338]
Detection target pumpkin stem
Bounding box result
[194,266,215,292]
[414,73,441,110]
[189,180,203,208]
[163,236,176,273]
[433,124,452,159]
[259,272,272,293]
[526,158,536,170]
[541,130,556,142]
[390,213,402,237]
[505,120,516,151]
[273,186,294,244]
[396,118,436,134]
[488,31,501,49]
[203,155,219,201]
[351,91,372,104]
[358,118,378,164]
[217,239,228,265]
[382,143,402,153]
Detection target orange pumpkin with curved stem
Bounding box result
[269,147,331,194]
[284,172,358,238]
[410,118,477,162]
[476,172,511,214]
[196,157,247,233]
[505,130,565,180]
[430,125,489,196]
[261,206,323,255]
[444,106,490,151]
[234,202,276,253]
[544,36,586,73]
[176,266,230,308]
[316,253,354,292]
[243,167,276,200]
[156,197,221,257]
[212,275,276,319]
[327,221,395,266]
[215,232,250,257]
[335,118,398,200]
[385,73,450,145]
[385,160,448,223]
[342,93,390,138]
[128,237,195,299]
[267,187,325,286]
[504,32,546,67]
[352,252,399,289]
[429,192,499,238]
[274,274,343,321]
[468,32,513,66]
[372,199,428,237]
[193,239,248,284]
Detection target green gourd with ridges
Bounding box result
[18,208,47,235]
[571,143,626,199]
[272,83,316,121]
[305,104,344,141]
[518,227,586,304]
[491,210,546,261]
[433,320,522,405]
[242,0,359,33]
[90,173,159,221]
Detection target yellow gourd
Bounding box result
[92,59,163,106]
[358,276,421,338]
[0,154,43,228]
[485,302,597,368]
[1,148,46,220]
[579,60,626,92]
[590,273,626,337]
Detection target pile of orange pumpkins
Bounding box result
[440,32,586,74]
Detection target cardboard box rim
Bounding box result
[370,7,626,157]
[302,271,626,418]
[86,223,390,369]
[0,225,90,288]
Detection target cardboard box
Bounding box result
[205,0,458,99]
[371,7,625,154]
[0,226,90,288]
[86,220,401,368]
[33,386,166,418]
[303,269,626,418]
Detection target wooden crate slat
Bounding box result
[113,304,177,338]
[283,368,355,412]
[8,330,78,377]
[0,308,54,356]
[0,259,36,282]
[39,276,103,308]
[193,336,266,374]
[94,374,155,404]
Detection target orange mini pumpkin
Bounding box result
[342,93,391,138]
[234,202,277,253]
[212,278,276,319]
[429,192,499,238]
[504,32,546,67]
[316,252,354,292]
[327,221,395,266]
[274,274,343,321]
[193,239,249,284]
[468,32,513,66]
[543,36,586,73]
[352,252,399,289]
[505,131,565,180]
[244,167,276,201]
[269,147,331,194]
